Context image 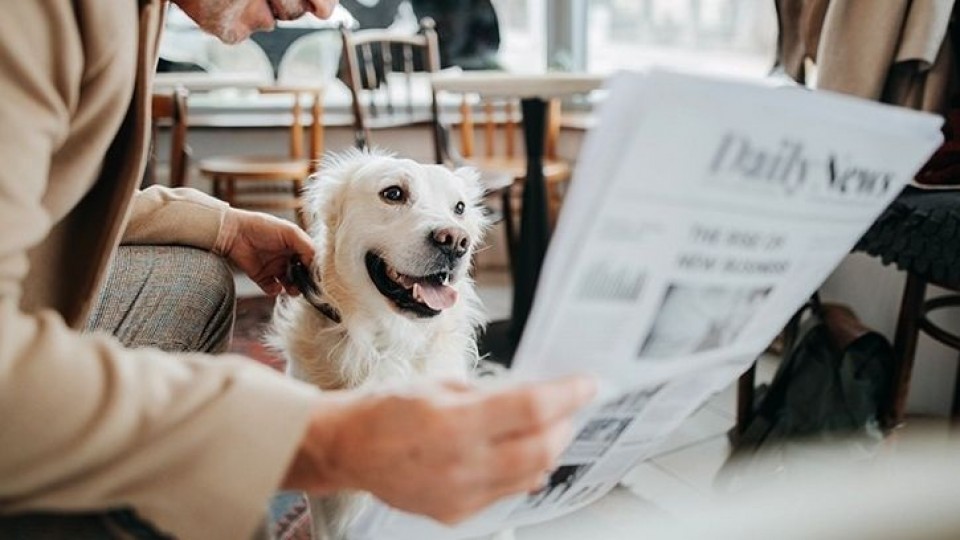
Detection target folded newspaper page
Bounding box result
[347,69,944,539]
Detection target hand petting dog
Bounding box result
[215,208,315,296]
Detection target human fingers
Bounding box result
[479,375,597,439]
[426,422,575,525]
[257,276,283,296]
[483,419,575,494]
[281,223,316,265]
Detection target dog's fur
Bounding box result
[269,149,489,539]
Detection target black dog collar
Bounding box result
[287,258,342,324]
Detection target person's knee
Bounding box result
[89,245,236,353]
[177,247,236,353]
[186,247,235,306]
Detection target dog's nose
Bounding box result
[431,227,470,259]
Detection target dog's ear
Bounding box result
[303,152,359,242]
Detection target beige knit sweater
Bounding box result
[0,2,322,538]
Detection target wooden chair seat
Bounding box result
[468,155,571,226]
[197,87,324,229]
[198,156,311,179]
[467,156,571,185]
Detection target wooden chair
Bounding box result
[339,19,520,188]
[451,95,571,264]
[339,18,515,254]
[856,189,960,428]
[339,20,570,269]
[197,87,324,229]
[339,18,444,158]
[148,87,190,188]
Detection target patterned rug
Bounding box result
[229,295,312,540]
[230,295,285,371]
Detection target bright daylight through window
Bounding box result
[156,0,778,112]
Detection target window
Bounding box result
[156,0,779,120]
[491,0,547,73]
[585,0,778,78]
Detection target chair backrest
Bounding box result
[150,87,190,188]
[454,96,563,163]
[259,86,325,173]
[340,18,442,159]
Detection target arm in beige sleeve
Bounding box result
[0,4,321,538]
[123,186,230,251]
[0,308,324,539]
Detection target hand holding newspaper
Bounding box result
[348,69,945,539]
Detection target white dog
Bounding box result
[269,149,489,539]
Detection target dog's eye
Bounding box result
[454,201,465,215]
[380,186,406,204]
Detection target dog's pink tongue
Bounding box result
[413,282,458,311]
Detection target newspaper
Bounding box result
[347,69,945,539]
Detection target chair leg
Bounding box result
[887,272,927,429]
[293,179,308,230]
[224,177,236,206]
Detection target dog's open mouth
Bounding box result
[365,252,458,318]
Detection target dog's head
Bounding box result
[305,150,488,320]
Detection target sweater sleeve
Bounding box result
[123,186,230,251]
[0,304,325,539]
[0,3,322,538]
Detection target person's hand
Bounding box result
[282,375,598,524]
[216,208,315,296]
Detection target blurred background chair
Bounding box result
[197,87,324,229]
[339,17,443,155]
[448,94,570,267]
[339,18,515,263]
[430,71,601,364]
[856,188,960,427]
[147,87,191,188]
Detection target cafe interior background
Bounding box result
[151,0,960,533]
